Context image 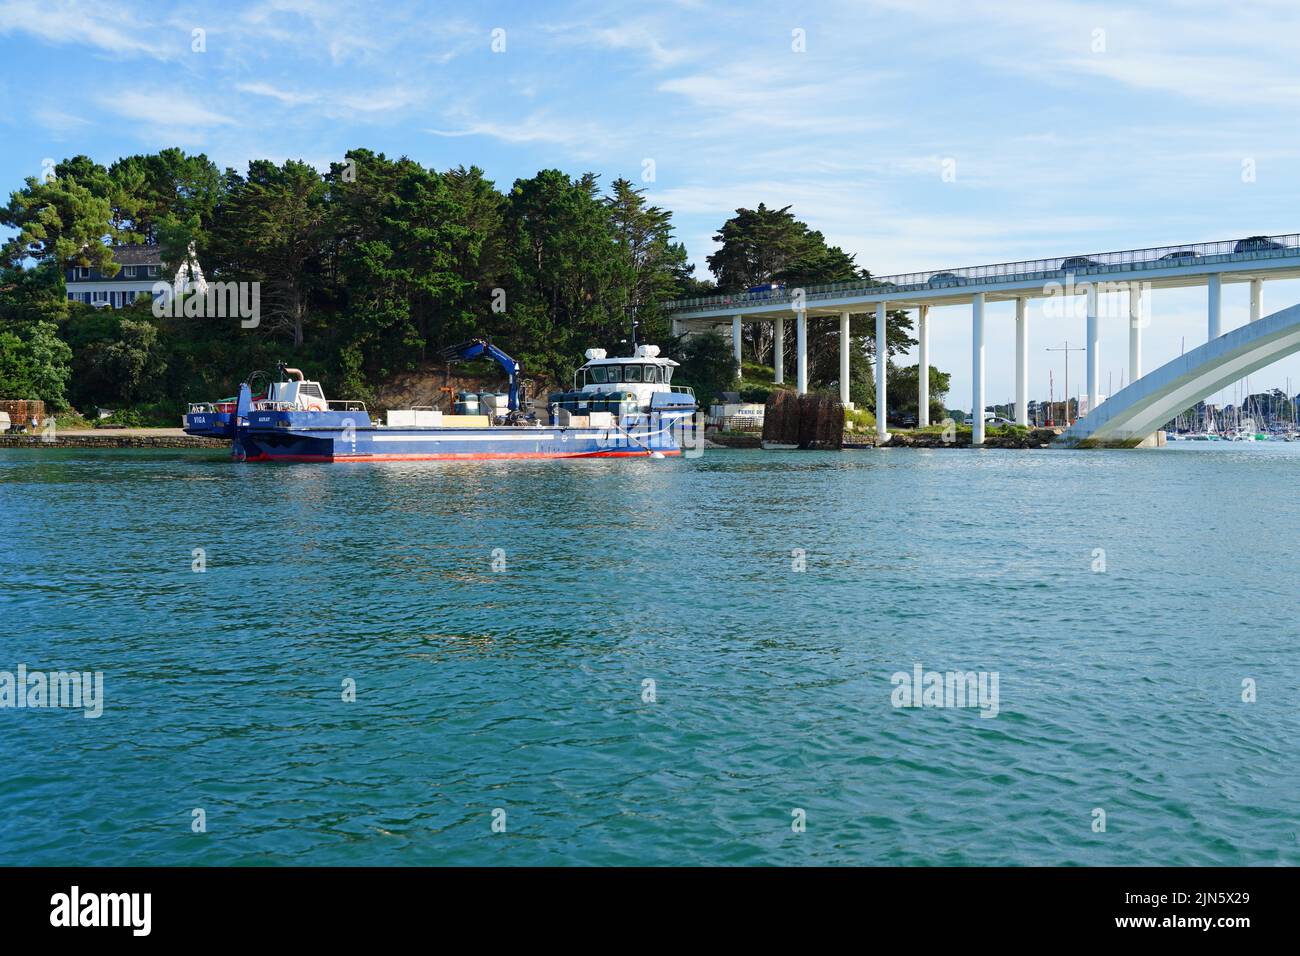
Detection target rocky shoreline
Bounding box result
[0,434,226,449]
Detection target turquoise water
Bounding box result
[1,444,1297,866]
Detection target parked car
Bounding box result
[984,415,1016,426]
[1233,236,1285,253]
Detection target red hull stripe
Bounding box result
[243,450,682,462]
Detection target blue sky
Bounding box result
[3,0,1300,409]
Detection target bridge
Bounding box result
[666,232,1300,445]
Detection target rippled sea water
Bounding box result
[1,443,1298,866]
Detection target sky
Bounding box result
[3,0,1300,411]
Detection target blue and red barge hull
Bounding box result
[219,409,689,462]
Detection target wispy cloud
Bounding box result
[0,0,177,59]
[236,81,319,106]
[545,19,693,68]
[98,89,236,129]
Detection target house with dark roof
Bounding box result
[64,244,206,309]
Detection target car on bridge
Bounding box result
[927,272,964,288]
[1233,236,1286,253]
[1059,255,1101,271]
[1159,249,1199,262]
[745,283,786,299]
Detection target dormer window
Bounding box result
[148,265,160,277]
[77,267,90,279]
[123,265,137,278]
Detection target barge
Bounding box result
[183,342,698,462]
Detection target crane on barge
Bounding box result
[437,339,523,413]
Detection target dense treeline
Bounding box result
[0,148,934,417]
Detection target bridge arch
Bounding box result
[1061,302,1300,446]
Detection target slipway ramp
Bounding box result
[1060,302,1300,447]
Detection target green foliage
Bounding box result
[65,304,167,408]
[1,172,116,273]
[888,363,951,422]
[0,320,72,407]
[0,331,37,398]
[94,401,180,428]
[844,406,876,431]
[676,330,734,409]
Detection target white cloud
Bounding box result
[547,20,692,68]
[427,112,622,153]
[236,81,319,106]
[0,0,176,59]
[98,90,236,129]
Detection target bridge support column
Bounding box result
[839,311,851,406]
[1129,285,1143,382]
[1208,274,1222,340]
[796,309,808,395]
[918,305,930,427]
[732,314,742,379]
[876,302,888,440]
[1250,278,1263,323]
[773,316,784,384]
[1015,297,1028,426]
[1086,283,1100,413]
[972,293,985,446]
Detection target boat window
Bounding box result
[643,365,659,383]
[589,366,607,383]
[663,366,674,383]
[605,366,621,382]
[624,365,642,382]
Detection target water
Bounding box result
[1,444,1297,866]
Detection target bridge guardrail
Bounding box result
[666,232,1300,314]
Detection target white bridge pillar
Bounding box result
[1208,274,1222,340]
[796,309,808,395]
[972,293,985,446]
[1015,297,1028,426]
[731,314,743,379]
[839,311,851,406]
[773,316,785,384]
[1129,285,1144,383]
[917,305,930,427]
[1250,278,1264,323]
[876,302,888,440]
[1086,283,1100,413]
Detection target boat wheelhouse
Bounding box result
[548,345,695,420]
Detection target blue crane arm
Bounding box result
[438,339,521,411]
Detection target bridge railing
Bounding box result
[667,232,1300,314]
